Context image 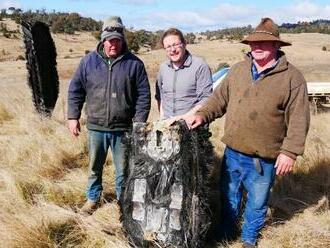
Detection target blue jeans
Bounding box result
[218,147,276,245]
[86,130,127,201]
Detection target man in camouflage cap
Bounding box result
[67,16,151,214]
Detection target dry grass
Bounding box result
[0,19,329,247]
[0,102,13,124]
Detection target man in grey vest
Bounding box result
[155,28,212,123]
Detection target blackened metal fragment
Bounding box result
[21,20,59,117]
[120,121,214,248]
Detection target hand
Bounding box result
[67,119,81,137]
[182,114,205,130]
[275,153,296,176]
[165,115,184,127]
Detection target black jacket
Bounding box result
[67,44,151,130]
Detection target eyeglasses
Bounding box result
[164,42,183,51]
[104,27,124,33]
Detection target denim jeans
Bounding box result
[218,146,276,245]
[86,129,127,202]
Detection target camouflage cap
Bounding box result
[101,16,125,42]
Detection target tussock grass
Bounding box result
[0,170,30,212]
[17,180,44,204]
[42,170,87,208]
[0,203,85,248]
[260,209,330,248]
[0,81,127,247]
[1,102,329,247]
[269,114,330,220]
[0,102,13,124]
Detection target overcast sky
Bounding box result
[1,0,330,31]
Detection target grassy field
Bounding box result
[0,19,329,247]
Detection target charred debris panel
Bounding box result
[21,21,59,117]
[121,121,214,248]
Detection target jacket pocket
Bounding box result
[109,76,135,123]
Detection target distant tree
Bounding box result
[0,9,6,20]
[200,25,252,41]
[18,9,100,34]
[216,33,224,40]
[51,17,65,33]
[185,32,196,44]
[51,16,74,34]
[150,30,163,50]
[135,29,152,46]
[63,22,75,34]
[67,12,81,30]
[125,30,140,53]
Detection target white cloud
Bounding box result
[126,1,330,32]
[206,3,259,28]
[270,1,330,23]
[127,3,259,32]
[0,0,21,9]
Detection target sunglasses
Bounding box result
[103,27,124,33]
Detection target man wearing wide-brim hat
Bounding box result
[183,17,310,247]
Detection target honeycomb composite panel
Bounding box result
[120,121,214,247]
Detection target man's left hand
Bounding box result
[165,115,184,126]
[275,153,296,176]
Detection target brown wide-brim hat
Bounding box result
[241,17,291,46]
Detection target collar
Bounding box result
[245,50,289,78]
[96,42,127,64]
[251,60,278,81]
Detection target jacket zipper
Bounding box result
[103,53,125,126]
[106,63,112,126]
[173,70,177,115]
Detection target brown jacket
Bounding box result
[198,52,310,159]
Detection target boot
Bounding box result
[242,242,256,248]
[80,199,100,215]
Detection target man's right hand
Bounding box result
[182,115,205,129]
[68,119,81,137]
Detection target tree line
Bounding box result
[200,20,330,41]
[200,26,253,41]
[0,7,329,53]
[0,8,101,34]
[279,20,330,34]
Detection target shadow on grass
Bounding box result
[37,150,88,181]
[269,157,330,223]
[61,149,88,170]
[103,191,117,203]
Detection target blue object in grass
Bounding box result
[212,67,230,89]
